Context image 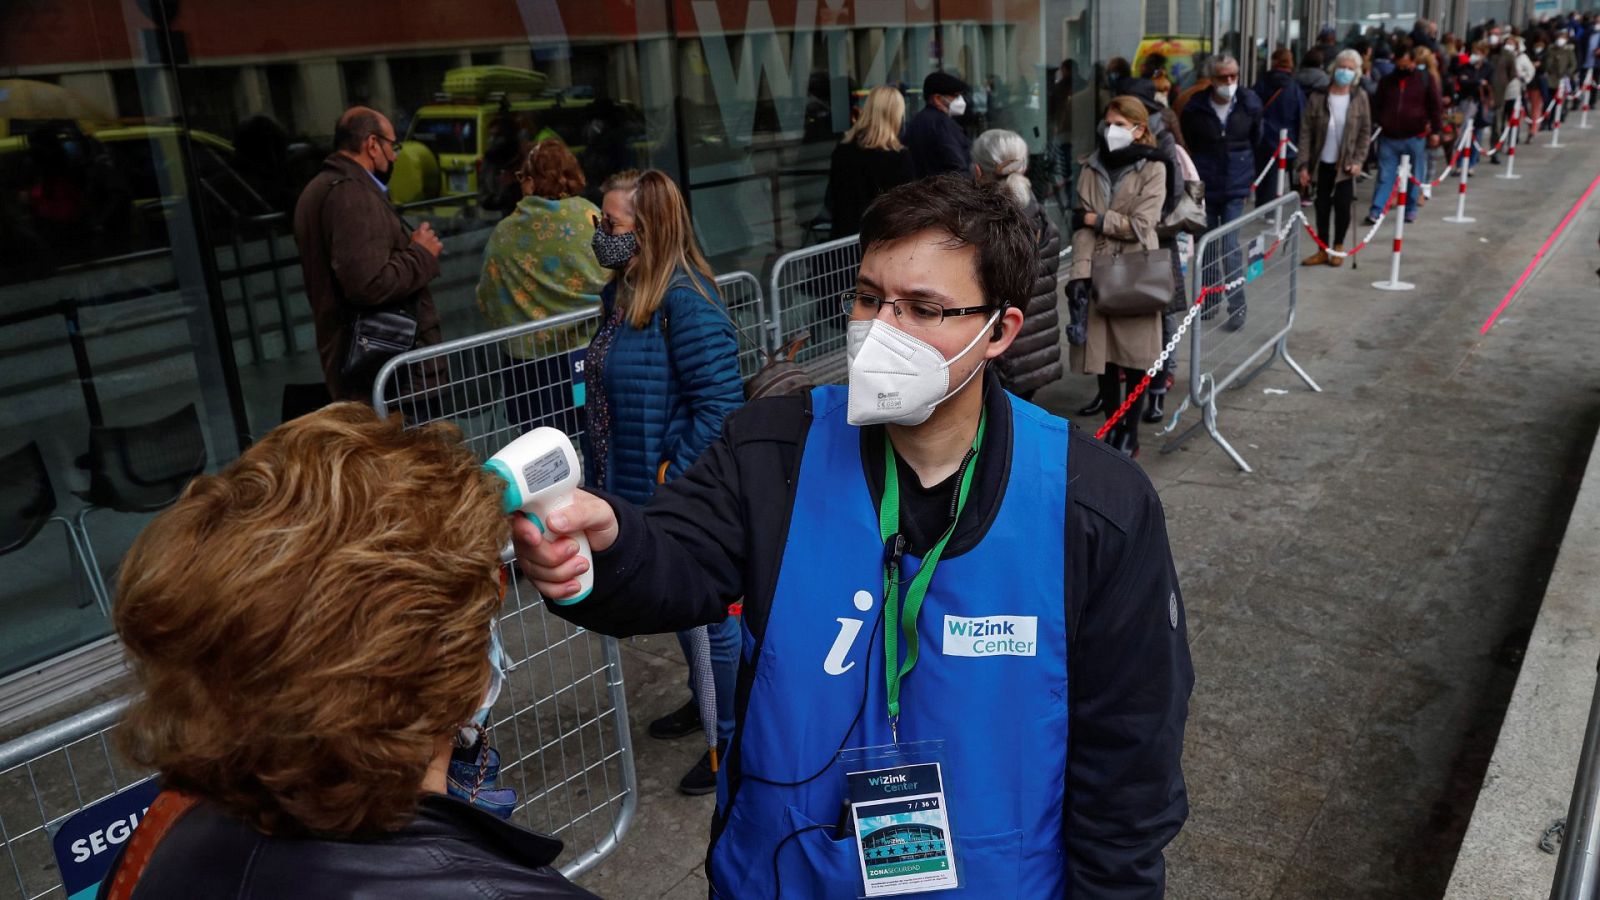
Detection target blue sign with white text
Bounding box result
[52,779,161,900]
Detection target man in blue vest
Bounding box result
[514,175,1193,898]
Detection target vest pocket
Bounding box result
[776,805,863,898]
[951,828,1023,897]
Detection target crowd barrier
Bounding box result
[1551,653,1600,899]
[768,235,863,384]
[1160,192,1321,473]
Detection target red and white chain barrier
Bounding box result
[1250,135,1293,190]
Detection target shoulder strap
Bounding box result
[101,791,201,900]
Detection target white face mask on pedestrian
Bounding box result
[1104,123,1137,152]
[947,96,968,117]
[845,311,1001,427]
[1213,82,1237,101]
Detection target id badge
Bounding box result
[839,741,960,897]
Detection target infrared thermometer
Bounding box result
[485,427,592,603]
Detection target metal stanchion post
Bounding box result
[1444,129,1476,224]
[1499,96,1523,180]
[1373,155,1416,292]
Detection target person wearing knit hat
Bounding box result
[906,70,973,178]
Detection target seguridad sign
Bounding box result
[51,778,161,900]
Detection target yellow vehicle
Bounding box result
[392,66,610,206]
[390,66,646,206]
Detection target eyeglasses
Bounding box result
[840,290,995,329]
[374,135,403,153]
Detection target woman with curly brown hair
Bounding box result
[102,403,596,898]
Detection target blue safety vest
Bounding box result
[710,385,1070,898]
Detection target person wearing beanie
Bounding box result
[906,70,974,178]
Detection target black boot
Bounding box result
[1142,390,1166,423]
[1077,394,1106,416]
[1085,371,1119,419]
[1108,416,1141,458]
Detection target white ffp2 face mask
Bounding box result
[1213,82,1237,101]
[948,96,968,117]
[846,311,1001,427]
[1104,124,1136,152]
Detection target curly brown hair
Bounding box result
[114,402,509,837]
[519,138,585,200]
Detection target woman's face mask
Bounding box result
[1103,123,1137,152]
[591,229,639,270]
[1334,67,1359,86]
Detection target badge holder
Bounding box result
[837,740,961,897]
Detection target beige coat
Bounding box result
[1069,154,1166,374]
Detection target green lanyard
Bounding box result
[877,410,986,742]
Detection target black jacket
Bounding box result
[905,103,973,178]
[825,140,915,239]
[554,374,1194,898]
[102,794,599,899]
[996,200,1064,397]
[1180,88,1266,202]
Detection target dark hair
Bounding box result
[1302,47,1326,68]
[1272,47,1296,69]
[333,109,384,153]
[1140,53,1169,77]
[858,175,1034,313]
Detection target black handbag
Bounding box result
[339,306,418,382]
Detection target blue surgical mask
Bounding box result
[1334,68,1358,86]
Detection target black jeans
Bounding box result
[1314,162,1354,247]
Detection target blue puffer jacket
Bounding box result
[587,269,744,505]
[1180,87,1265,202]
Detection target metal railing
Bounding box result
[0,698,141,900]
[1552,653,1600,899]
[1161,192,1321,473]
[768,234,862,384]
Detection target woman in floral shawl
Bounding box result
[475,140,608,435]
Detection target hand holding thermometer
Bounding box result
[485,428,592,603]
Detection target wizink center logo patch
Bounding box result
[876,391,903,410]
[942,615,1037,658]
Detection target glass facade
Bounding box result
[4,0,1519,689]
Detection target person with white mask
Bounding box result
[512,174,1193,900]
[1180,53,1261,333]
[1066,97,1170,458]
[906,70,975,178]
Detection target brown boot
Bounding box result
[1328,244,1345,268]
[1301,248,1330,266]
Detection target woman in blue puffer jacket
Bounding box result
[584,168,744,796]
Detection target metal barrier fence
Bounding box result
[372,271,770,460]
[768,235,862,384]
[1163,192,1321,473]
[0,698,140,900]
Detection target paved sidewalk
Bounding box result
[577,131,1600,899]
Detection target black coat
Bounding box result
[905,103,973,178]
[101,794,598,899]
[825,140,915,239]
[554,374,1194,898]
[997,199,1064,397]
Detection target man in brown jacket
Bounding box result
[293,106,444,403]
